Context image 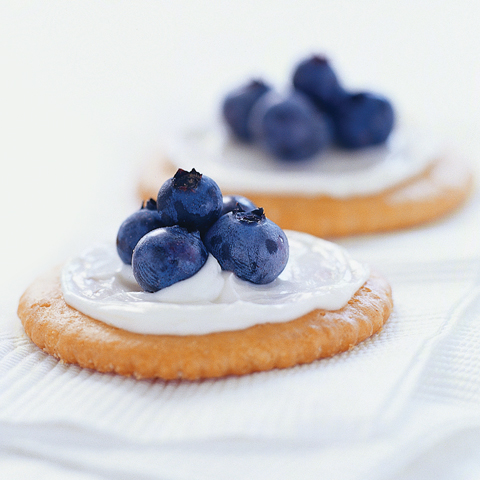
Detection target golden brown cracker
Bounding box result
[137,155,473,238]
[18,268,392,380]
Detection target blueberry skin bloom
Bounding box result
[292,55,347,112]
[250,91,331,161]
[222,79,271,141]
[156,169,223,234]
[116,199,166,265]
[332,92,395,148]
[204,208,289,285]
[221,195,257,216]
[132,226,208,293]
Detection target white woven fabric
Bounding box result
[2,1,480,478]
[2,188,480,479]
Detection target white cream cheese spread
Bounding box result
[61,231,369,335]
[167,125,439,198]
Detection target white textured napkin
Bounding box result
[2,187,480,480]
[3,1,480,477]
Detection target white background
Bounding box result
[1,2,480,479]
[2,1,479,288]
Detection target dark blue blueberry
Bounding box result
[249,91,331,161]
[222,79,271,141]
[116,199,166,265]
[204,208,289,284]
[221,195,257,216]
[156,168,223,234]
[292,55,347,112]
[132,226,208,292]
[332,92,395,148]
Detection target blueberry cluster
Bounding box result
[221,55,395,160]
[116,169,289,292]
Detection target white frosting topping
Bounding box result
[167,125,439,198]
[61,231,369,335]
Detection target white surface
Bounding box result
[1,1,480,479]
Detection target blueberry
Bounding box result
[249,91,331,161]
[292,55,347,112]
[221,195,257,216]
[132,226,208,292]
[204,208,289,284]
[116,199,166,265]
[332,92,395,148]
[156,168,223,234]
[222,79,271,141]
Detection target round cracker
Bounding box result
[18,268,392,380]
[137,155,473,238]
